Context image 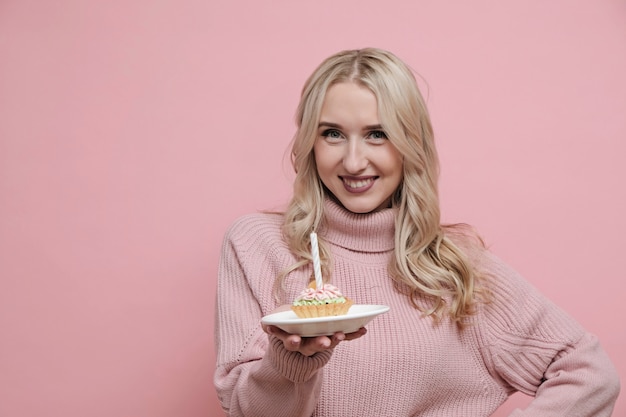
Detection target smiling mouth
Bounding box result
[341,176,376,191]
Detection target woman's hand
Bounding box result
[262,305,368,357]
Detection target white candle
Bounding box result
[310,232,323,289]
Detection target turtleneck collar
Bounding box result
[319,198,396,253]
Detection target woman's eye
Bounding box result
[368,130,388,140]
[322,129,343,139]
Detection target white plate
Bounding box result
[261,304,390,337]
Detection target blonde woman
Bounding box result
[214,48,619,416]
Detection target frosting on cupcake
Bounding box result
[293,284,347,306]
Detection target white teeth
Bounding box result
[344,178,373,189]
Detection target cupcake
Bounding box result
[291,282,353,318]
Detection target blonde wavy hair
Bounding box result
[279,48,486,324]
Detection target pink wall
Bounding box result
[1,1,624,416]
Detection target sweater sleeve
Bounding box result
[213,216,331,417]
[476,252,620,416]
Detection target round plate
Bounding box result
[261,304,390,337]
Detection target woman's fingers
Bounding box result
[265,325,368,357]
[343,327,367,341]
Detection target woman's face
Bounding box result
[313,82,403,213]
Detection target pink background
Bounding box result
[1,1,624,416]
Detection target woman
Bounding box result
[214,48,619,416]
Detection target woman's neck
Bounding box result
[320,198,396,253]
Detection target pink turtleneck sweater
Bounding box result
[214,200,619,416]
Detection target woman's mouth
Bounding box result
[341,176,376,193]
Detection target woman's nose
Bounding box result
[343,140,368,173]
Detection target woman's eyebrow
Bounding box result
[318,122,384,130]
[318,121,341,128]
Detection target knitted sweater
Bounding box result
[214,200,620,416]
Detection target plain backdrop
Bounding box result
[1,1,624,416]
